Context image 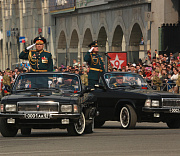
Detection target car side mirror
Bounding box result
[81,86,95,96]
[84,86,95,93]
[94,84,105,90]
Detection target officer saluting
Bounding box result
[19,36,53,72]
[84,40,105,86]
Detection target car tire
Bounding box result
[84,108,94,133]
[85,118,94,133]
[0,118,18,137]
[21,128,31,136]
[120,104,137,129]
[67,112,85,136]
[166,119,180,129]
[94,120,105,128]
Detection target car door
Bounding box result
[92,77,124,121]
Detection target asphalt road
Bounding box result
[0,121,180,156]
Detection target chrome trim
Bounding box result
[17,101,59,113]
[162,98,180,107]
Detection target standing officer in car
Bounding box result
[19,36,53,72]
[84,40,105,86]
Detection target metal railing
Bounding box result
[147,81,177,93]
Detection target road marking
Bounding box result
[0,150,70,155]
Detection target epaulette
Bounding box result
[23,49,27,53]
[44,50,51,53]
[31,50,36,52]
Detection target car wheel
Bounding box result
[0,118,18,137]
[166,119,180,128]
[94,120,105,128]
[120,104,137,129]
[84,108,94,133]
[85,118,94,133]
[21,128,31,136]
[67,112,85,136]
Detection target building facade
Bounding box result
[0,0,179,70]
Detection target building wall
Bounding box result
[55,0,150,66]
[151,0,179,55]
[0,0,179,70]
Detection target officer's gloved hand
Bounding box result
[88,47,94,53]
[26,43,36,50]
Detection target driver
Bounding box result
[112,75,124,88]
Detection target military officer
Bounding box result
[111,75,124,88]
[84,40,105,86]
[19,36,53,72]
[151,70,162,90]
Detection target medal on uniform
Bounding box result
[32,54,36,58]
[42,56,48,63]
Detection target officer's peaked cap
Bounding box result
[88,40,98,47]
[33,36,46,44]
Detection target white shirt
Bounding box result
[171,74,178,81]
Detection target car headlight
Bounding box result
[5,104,17,112]
[145,99,151,107]
[73,104,78,113]
[61,105,72,113]
[152,100,159,107]
[0,104,4,112]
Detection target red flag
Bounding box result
[22,39,25,43]
[108,53,127,69]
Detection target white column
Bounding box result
[19,0,24,53]
[42,1,45,37]
[78,42,81,63]
[2,0,6,70]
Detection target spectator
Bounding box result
[170,68,179,83]
[112,67,117,72]
[151,70,162,90]
[154,49,159,62]
[73,59,78,67]
[75,69,79,75]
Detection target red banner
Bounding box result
[108,52,127,69]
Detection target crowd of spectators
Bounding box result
[110,51,180,92]
[1,51,180,93]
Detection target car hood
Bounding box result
[126,88,180,98]
[2,91,79,103]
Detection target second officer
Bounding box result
[84,40,105,86]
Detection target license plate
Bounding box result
[25,113,50,119]
[170,108,180,113]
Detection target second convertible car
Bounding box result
[93,72,180,129]
[0,72,96,137]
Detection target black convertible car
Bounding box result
[93,72,180,129]
[0,72,96,137]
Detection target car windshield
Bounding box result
[104,73,149,89]
[13,73,80,92]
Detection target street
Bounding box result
[0,121,180,156]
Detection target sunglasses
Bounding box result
[36,44,43,45]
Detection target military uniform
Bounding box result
[81,73,88,86]
[152,71,162,90]
[84,40,105,86]
[2,75,11,87]
[176,75,180,86]
[19,36,53,72]
[2,71,12,96]
[175,75,180,93]
[112,82,122,88]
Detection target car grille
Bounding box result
[162,98,180,107]
[17,101,59,113]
